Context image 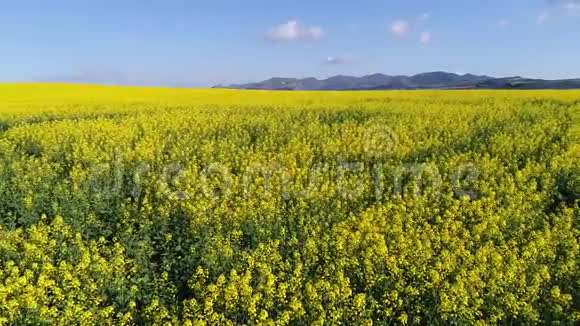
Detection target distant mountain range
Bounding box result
[216,72,580,90]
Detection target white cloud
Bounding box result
[546,1,580,15]
[419,31,432,44]
[390,20,410,37]
[266,20,325,41]
[563,1,580,15]
[419,13,431,21]
[497,19,510,28]
[324,56,350,65]
[537,11,551,24]
[547,0,580,6]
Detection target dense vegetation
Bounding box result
[0,84,578,325]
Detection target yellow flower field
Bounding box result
[0,84,578,324]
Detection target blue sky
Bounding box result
[1,0,579,86]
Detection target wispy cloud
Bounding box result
[419,32,432,44]
[266,20,325,41]
[323,56,350,65]
[390,20,410,37]
[540,1,580,22]
[563,1,580,14]
[548,0,580,4]
[419,13,431,21]
[546,0,580,14]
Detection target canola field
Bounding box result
[0,84,578,324]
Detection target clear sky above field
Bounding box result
[1,0,579,86]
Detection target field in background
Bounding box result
[0,84,578,324]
